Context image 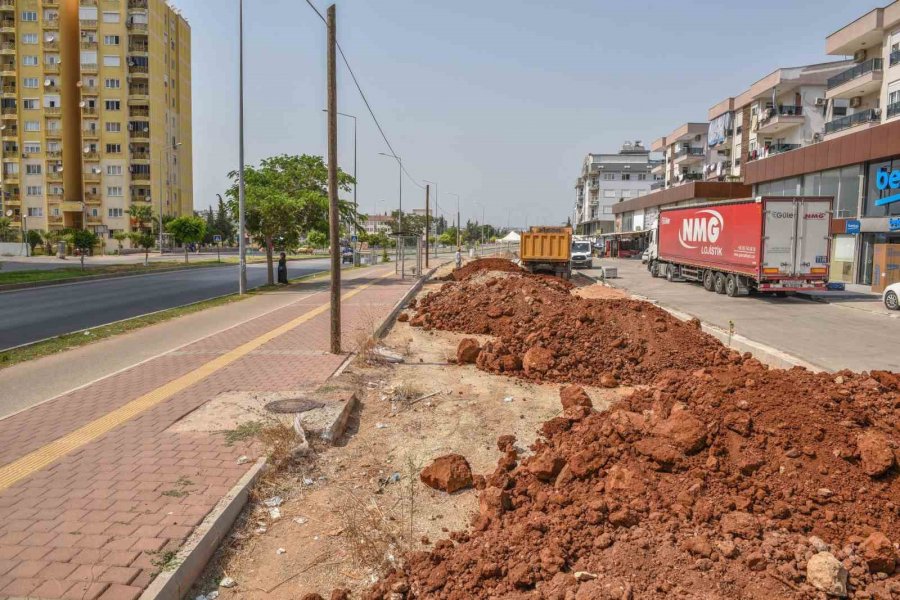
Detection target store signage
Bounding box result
[875,169,900,206]
[890,217,900,232]
[846,219,861,234]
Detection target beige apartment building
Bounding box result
[651,122,707,189]
[0,0,191,249]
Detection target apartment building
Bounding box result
[362,213,392,235]
[0,0,191,249]
[573,141,660,237]
[651,123,707,189]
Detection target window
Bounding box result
[23,142,40,154]
[104,78,120,89]
[22,99,38,110]
[21,11,37,22]
[105,100,120,111]
[107,186,123,197]
[103,56,121,67]
[27,207,43,217]
[106,165,123,175]
[637,173,647,181]
[102,12,120,23]
[24,121,39,132]
[25,164,41,175]
[104,35,120,46]
[22,78,39,88]
[80,50,97,65]
[889,81,900,109]
[603,190,617,198]
[602,173,615,181]
[51,207,60,216]
[106,143,121,154]
[22,56,39,67]
[26,185,42,196]
[621,174,631,181]
[105,122,121,133]
[22,34,38,45]
[108,207,124,217]
[79,7,98,20]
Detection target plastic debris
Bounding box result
[268,507,281,520]
[219,577,236,588]
[503,396,514,403]
[263,496,283,508]
[236,456,250,465]
[375,422,388,429]
[293,516,309,525]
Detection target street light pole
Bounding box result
[237,0,247,295]
[423,179,437,255]
[447,192,460,248]
[378,152,402,233]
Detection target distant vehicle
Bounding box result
[641,248,650,264]
[884,282,900,310]
[571,238,593,269]
[520,226,572,279]
[341,246,354,264]
[645,197,832,297]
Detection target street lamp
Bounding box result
[446,192,460,247]
[237,0,247,294]
[473,200,485,247]
[378,152,401,235]
[423,179,438,255]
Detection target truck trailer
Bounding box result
[520,226,572,279]
[645,196,832,296]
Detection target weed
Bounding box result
[161,488,188,498]
[223,421,264,446]
[151,549,179,572]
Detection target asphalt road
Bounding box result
[0,259,334,350]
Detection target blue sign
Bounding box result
[890,217,900,232]
[875,169,900,206]
[846,219,861,234]
[350,235,358,242]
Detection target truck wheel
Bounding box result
[725,275,738,297]
[714,272,727,294]
[703,270,715,291]
[649,261,659,278]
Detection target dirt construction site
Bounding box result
[194,258,900,600]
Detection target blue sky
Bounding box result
[177,0,877,228]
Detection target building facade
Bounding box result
[362,213,392,235]
[573,141,660,237]
[0,0,191,249]
[651,123,707,189]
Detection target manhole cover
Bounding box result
[265,399,325,414]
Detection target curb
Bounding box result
[374,260,449,340]
[138,458,268,600]
[584,274,829,373]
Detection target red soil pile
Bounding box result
[365,366,900,599]
[444,258,525,281]
[415,267,735,387]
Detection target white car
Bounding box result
[884,282,900,311]
[641,249,650,264]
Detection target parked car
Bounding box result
[883,282,900,311]
[341,246,354,264]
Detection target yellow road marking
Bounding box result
[0,271,395,491]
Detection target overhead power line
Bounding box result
[302,0,427,191]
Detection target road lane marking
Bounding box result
[0,270,394,491]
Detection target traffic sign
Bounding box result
[213,235,222,243]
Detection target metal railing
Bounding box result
[824,109,880,135]
[892,51,900,67]
[674,147,704,158]
[827,58,883,90]
[888,102,900,119]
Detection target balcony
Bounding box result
[675,172,703,184]
[44,0,60,6]
[1,84,13,97]
[756,105,804,134]
[45,129,62,139]
[127,22,148,32]
[80,63,97,74]
[826,58,883,100]
[0,0,14,10]
[46,150,62,158]
[0,62,14,76]
[0,20,13,33]
[84,191,100,202]
[673,146,704,164]
[42,18,59,31]
[82,106,97,116]
[132,192,150,202]
[131,171,150,181]
[2,149,16,158]
[47,170,62,182]
[129,106,149,118]
[0,42,14,54]
[86,215,102,226]
[83,150,99,160]
[824,108,881,136]
[128,0,148,7]
[83,171,101,183]
[131,151,149,161]
[43,40,59,52]
[80,40,98,50]
[128,42,148,53]
[128,63,148,76]
[80,19,97,29]
[48,192,64,201]
[650,180,665,191]
[888,102,900,120]
[128,86,149,99]
[0,106,14,117]
[3,172,18,183]
[129,129,149,139]
[44,63,60,74]
[44,106,61,116]
[80,84,98,95]
[747,143,801,162]
[1,127,16,138]
[82,127,99,139]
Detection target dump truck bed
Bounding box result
[520,229,572,263]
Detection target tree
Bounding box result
[225,154,357,285]
[214,194,236,245]
[44,229,62,256]
[127,205,153,232]
[0,217,11,242]
[113,231,128,254]
[438,231,455,247]
[26,229,43,254]
[129,232,156,266]
[166,216,207,264]
[72,229,99,270]
[307,230,327,249]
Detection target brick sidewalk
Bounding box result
[0,267,416,599]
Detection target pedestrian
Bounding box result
[277,252,289,284]
[455,247,462,269]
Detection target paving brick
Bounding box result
[129,569,154,590]
[0,558,17,577]
[62,581,110,600]
[68,563,108,582]
[98,583,142,600]
[8,559,49,578]
[99,566,140,585]
[41,561,79,580]
[31,579,76,599]
[101,550,140,569]
[74,534,112,549]
[130,537,167,552]
[1,576,43,597]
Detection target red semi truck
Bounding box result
[645,197,832,296]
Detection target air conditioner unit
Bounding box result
[815,97,826,107]
[853,49,867,63]
[850,96,863,108]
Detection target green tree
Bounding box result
[127,205,153,232]
[438,231,455,246]
[307,230,327,249]
[72,229,99,270]
[214,194,236,245]
[44,229,62,256]
[0,217,11,242]
[129,232,156,266]
[26,229,43,254]
[113,231,128,254]
[166,216,207,264]
[225,154,357,285]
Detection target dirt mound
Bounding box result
[415,271,736,387]
[444,258,525,281]
[365,366,900,599]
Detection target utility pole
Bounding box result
[327,4,341,354]
[424,184,430,268]
[237,0,247,295]
[424,179,438,256]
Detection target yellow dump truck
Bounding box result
[520,226,572,279]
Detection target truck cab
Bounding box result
[571,238,593,269]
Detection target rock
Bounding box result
[746,552,766,572]
[806,552,848,597]
[716,539,739,559]
[499,355,522,372]
[522,346,555,376]
[479,487,512,517]
[527,452,565,482]
[497,434,516,452]
[574,571,598,582]
[652,411,708,454]
[457,339,482,365]
[300,594,325,600]
[420,454,474,493]
[599,373,619,388]
[374,347,405,363]
[486,305,504,319]
[397,312,410,323]
[809,536,830,553]
[860,532,896,575]
[608,508,639,528]
[681,536,713,558]
[219,577,236,589]
[560,385,593,409]
[720,511,761,539]
[634,438,680,470]
[330,589,351,600]
[409,315,426,327]
[858,432,895,478]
